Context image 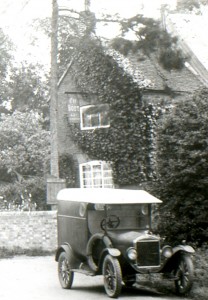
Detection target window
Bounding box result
[80,161,114,188]
[80,104,110,130]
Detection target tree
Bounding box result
[110,15,185,71]
[7,62,49,116]
[177,0,208,13]
[0,111,50,210]
[33,10,96,78]
[156,88,208,245]
[0,28,14,111]
[0,28,13,79]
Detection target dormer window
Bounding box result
[80,104,110,130]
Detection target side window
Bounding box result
[79,161,114,188]
[80,104,110,130]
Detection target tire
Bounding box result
[174,255,194,295]
[58,251,74,289]
[102,254,122,298]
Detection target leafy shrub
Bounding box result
[156,88,208,246]
[0,178,48,211]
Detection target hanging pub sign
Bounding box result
[67,95,80,123]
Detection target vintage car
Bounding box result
[55,188,195,298]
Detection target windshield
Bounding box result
[101,204,151,230]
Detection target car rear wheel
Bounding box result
[58,251,74,289]
[102,254,122,298]
[174,255,194,295]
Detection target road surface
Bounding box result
[0,256,189,300]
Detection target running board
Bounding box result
[71,268,95,276]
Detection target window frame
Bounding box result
[80,104,110,130]
[79,160,114,188]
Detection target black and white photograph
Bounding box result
[0,1,207,299]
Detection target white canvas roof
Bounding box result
[57,188,162,204]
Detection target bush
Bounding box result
[156,88,208,246]
[0,178,48,211]
[190,244,208,299]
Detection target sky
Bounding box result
[0,0,177,68]
[0,0,52,67]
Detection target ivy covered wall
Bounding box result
[57,37,202,188]
[57,38,162,187]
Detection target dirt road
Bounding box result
[0,256,189,300]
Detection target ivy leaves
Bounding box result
[68,38,159,185]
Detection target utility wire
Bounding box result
[0,0,33,27]
[0,0,32,16]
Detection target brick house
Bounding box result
[47,33,206,207]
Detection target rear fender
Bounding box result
[55,244,74,262]
[87,233,120,272]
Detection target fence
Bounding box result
[0,211,57,252]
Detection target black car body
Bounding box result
[55,188,195,298]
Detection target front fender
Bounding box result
[161,244,194,273]
[107,248,121,257]
[173,245,195,255]
[98,248,121,273]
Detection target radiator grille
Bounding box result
[136,240,160,267]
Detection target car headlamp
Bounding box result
[127,248,137,261]
[162,246,173,258]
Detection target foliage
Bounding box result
[0,28,13,79]
[192,244,208,299]
[67,38,160,185]
[4,62,50,127]
[52,12,185,186]
[0,24,49,120]
[33,16,79,78]
[59,154,76,187]
[156,88,208,245]
[111,15,186,70]
[0,28,14,111]
[0,178,48,211]
[0,111,50,210]
[32,11,96,78]
[177,0,208,13]
[0,111,50,177]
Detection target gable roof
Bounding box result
[166,13,208,87]
[123,51,204,93]
[57,18,206,95]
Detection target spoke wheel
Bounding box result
[58,251,74,289]
[174,255,194,295]
[103,254,122,298]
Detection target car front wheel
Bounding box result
[102,254,122,298]
[174,255,194,295]
[58,251,74,289]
